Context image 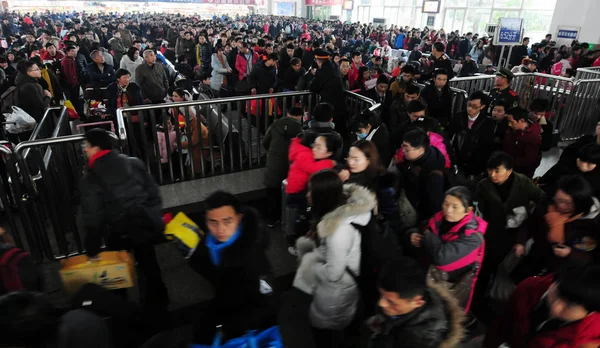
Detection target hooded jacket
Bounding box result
[285,137,335,194]
[15,72,48,122]
[189,207,276,338]
[263,116,303,188]
[368,283,465,348]
[485,274,600,348]
[422,211,487,312]
[294,184,377,329]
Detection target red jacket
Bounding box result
[486,274,600,348]
[348,62,364,90]
[503,122,541,175]
[285,138,334,194]
[61,56,79,87]
[235,50,259,81]
[41,50,65,65]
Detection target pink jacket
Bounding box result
[394,132,451,168]
[157,126,177,164]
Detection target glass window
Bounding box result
[384,7,399,26]
[398,0,415,5]
[370,6,384,19]
[522,10,553,41]
[464,9,491,35]
[445,0,467,6]
[492,0,523,8]
[371,0,383,6]
[522,0,556,10]
[468,0,492,6]
[490,10,520,24]
[397,6,415,27]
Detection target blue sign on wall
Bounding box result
[557,29,578,39]
[496,18,523,45]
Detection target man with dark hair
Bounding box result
[420,68,453,127]
[528,98,554,151]
[367,257,464,348]
[303,102,344,160]
[40,42,65,72]
[393,98,444,150]
[486,265,600,347]
[458,32,473,58]
[504,106,542,177]
[189,191,276,344]
[61,45,86,119]
[79,128,169,310]
[448,90,495,176]
[278,43,295,79]
[431,42,454,79]
[398,128,447,219]
[364,74,393,125]
[349,50,364,88]
[491,100,510,150]
[472,151,545,322]
[310,49,347,136]
[459,54,478,77]
[389,64,415,98]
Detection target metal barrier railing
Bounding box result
[115,90,375,185]
[29,106,67,142]
[575,67,600,81]
[559,78,600,140]
[415,82,469,117]
[448,74,496,96]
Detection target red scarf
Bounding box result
[88,150,111,168]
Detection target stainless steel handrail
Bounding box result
[28,106,66,142]
[345,90,376,106]
[116,90,314,142]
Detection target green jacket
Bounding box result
[263,117,303,188]
[476,172,545,261]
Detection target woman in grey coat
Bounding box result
[294,170,376,334]
[120,47,143,83]
[210,46,232,96]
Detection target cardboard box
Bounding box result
[60,251,136,293]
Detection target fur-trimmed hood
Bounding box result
[317,183,377,239]
[429,282,465,348]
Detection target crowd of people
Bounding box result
[1,9,600,348]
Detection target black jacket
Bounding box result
[493,117,509,151]
[358,123,391,165]
[283,67,305,91]
[368,284,464,348]
[364,89,393,127]
[540,143,600,197]
[393,117,443,151]
[249,64,278,94]
[80,151,163,256]
[189,208,276,338]
[106,82,144,117]
[448,111,495,176]
[15,73,48,122]
[86,62,116,88]
[458,38,472,58]
[263,117,303,188]
[459,60,478,77]
[309,60,347,128]
[398,146,446,220]
[420,84,453,127]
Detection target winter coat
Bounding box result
[285,137,335,194]
[283,67,305,91]
[263,117,303,188]
[135,62,169,102]
[309,60,346,126]
[196,42,213,69]
[448,112,495,176]
[540,151,600,198]
[397,146,446,220]
[485,274,600,348]
[210,53,230,91]
[345,171,399,225]
[119,54,143,83]
[235,50,260,81]
[395,132,451,168]
[189,207,276,338]
[503,122,542,177]
[475,173,545,264]
[15,73,48,122]
[364,88,393,127]
[294,184,377,329]
[249,64,278,94]
[422,211,487,312]
[176,38,196,62]
[368,283,464,348]
[118,29,133,49]
[179,114,209,174]
[108,37,126,67]
[106,82,144,117]
[86,62,116,88]
[157,125,177,164]
[61,56,80,87]
[420,84,453,126]
[303,121,344,161]
[80,151,163,256]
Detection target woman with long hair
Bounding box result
[119,47,143,82]
[293,170,376,347]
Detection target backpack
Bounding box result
[551,61,563,76]
[0,86,18,116]
[0,247,33,294]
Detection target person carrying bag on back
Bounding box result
[79,128,169,311]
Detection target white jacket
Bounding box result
[119,55,144,83]
[293,184,376,330]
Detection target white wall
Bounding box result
[549,0,600,44]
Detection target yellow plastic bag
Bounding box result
[164,212,204,258]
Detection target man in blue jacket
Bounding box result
[86,50,116,88]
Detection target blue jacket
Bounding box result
[86,62,116,88]
[394,33,406,49]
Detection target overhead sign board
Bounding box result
[556,26,580,40]
[495,17,523,46]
